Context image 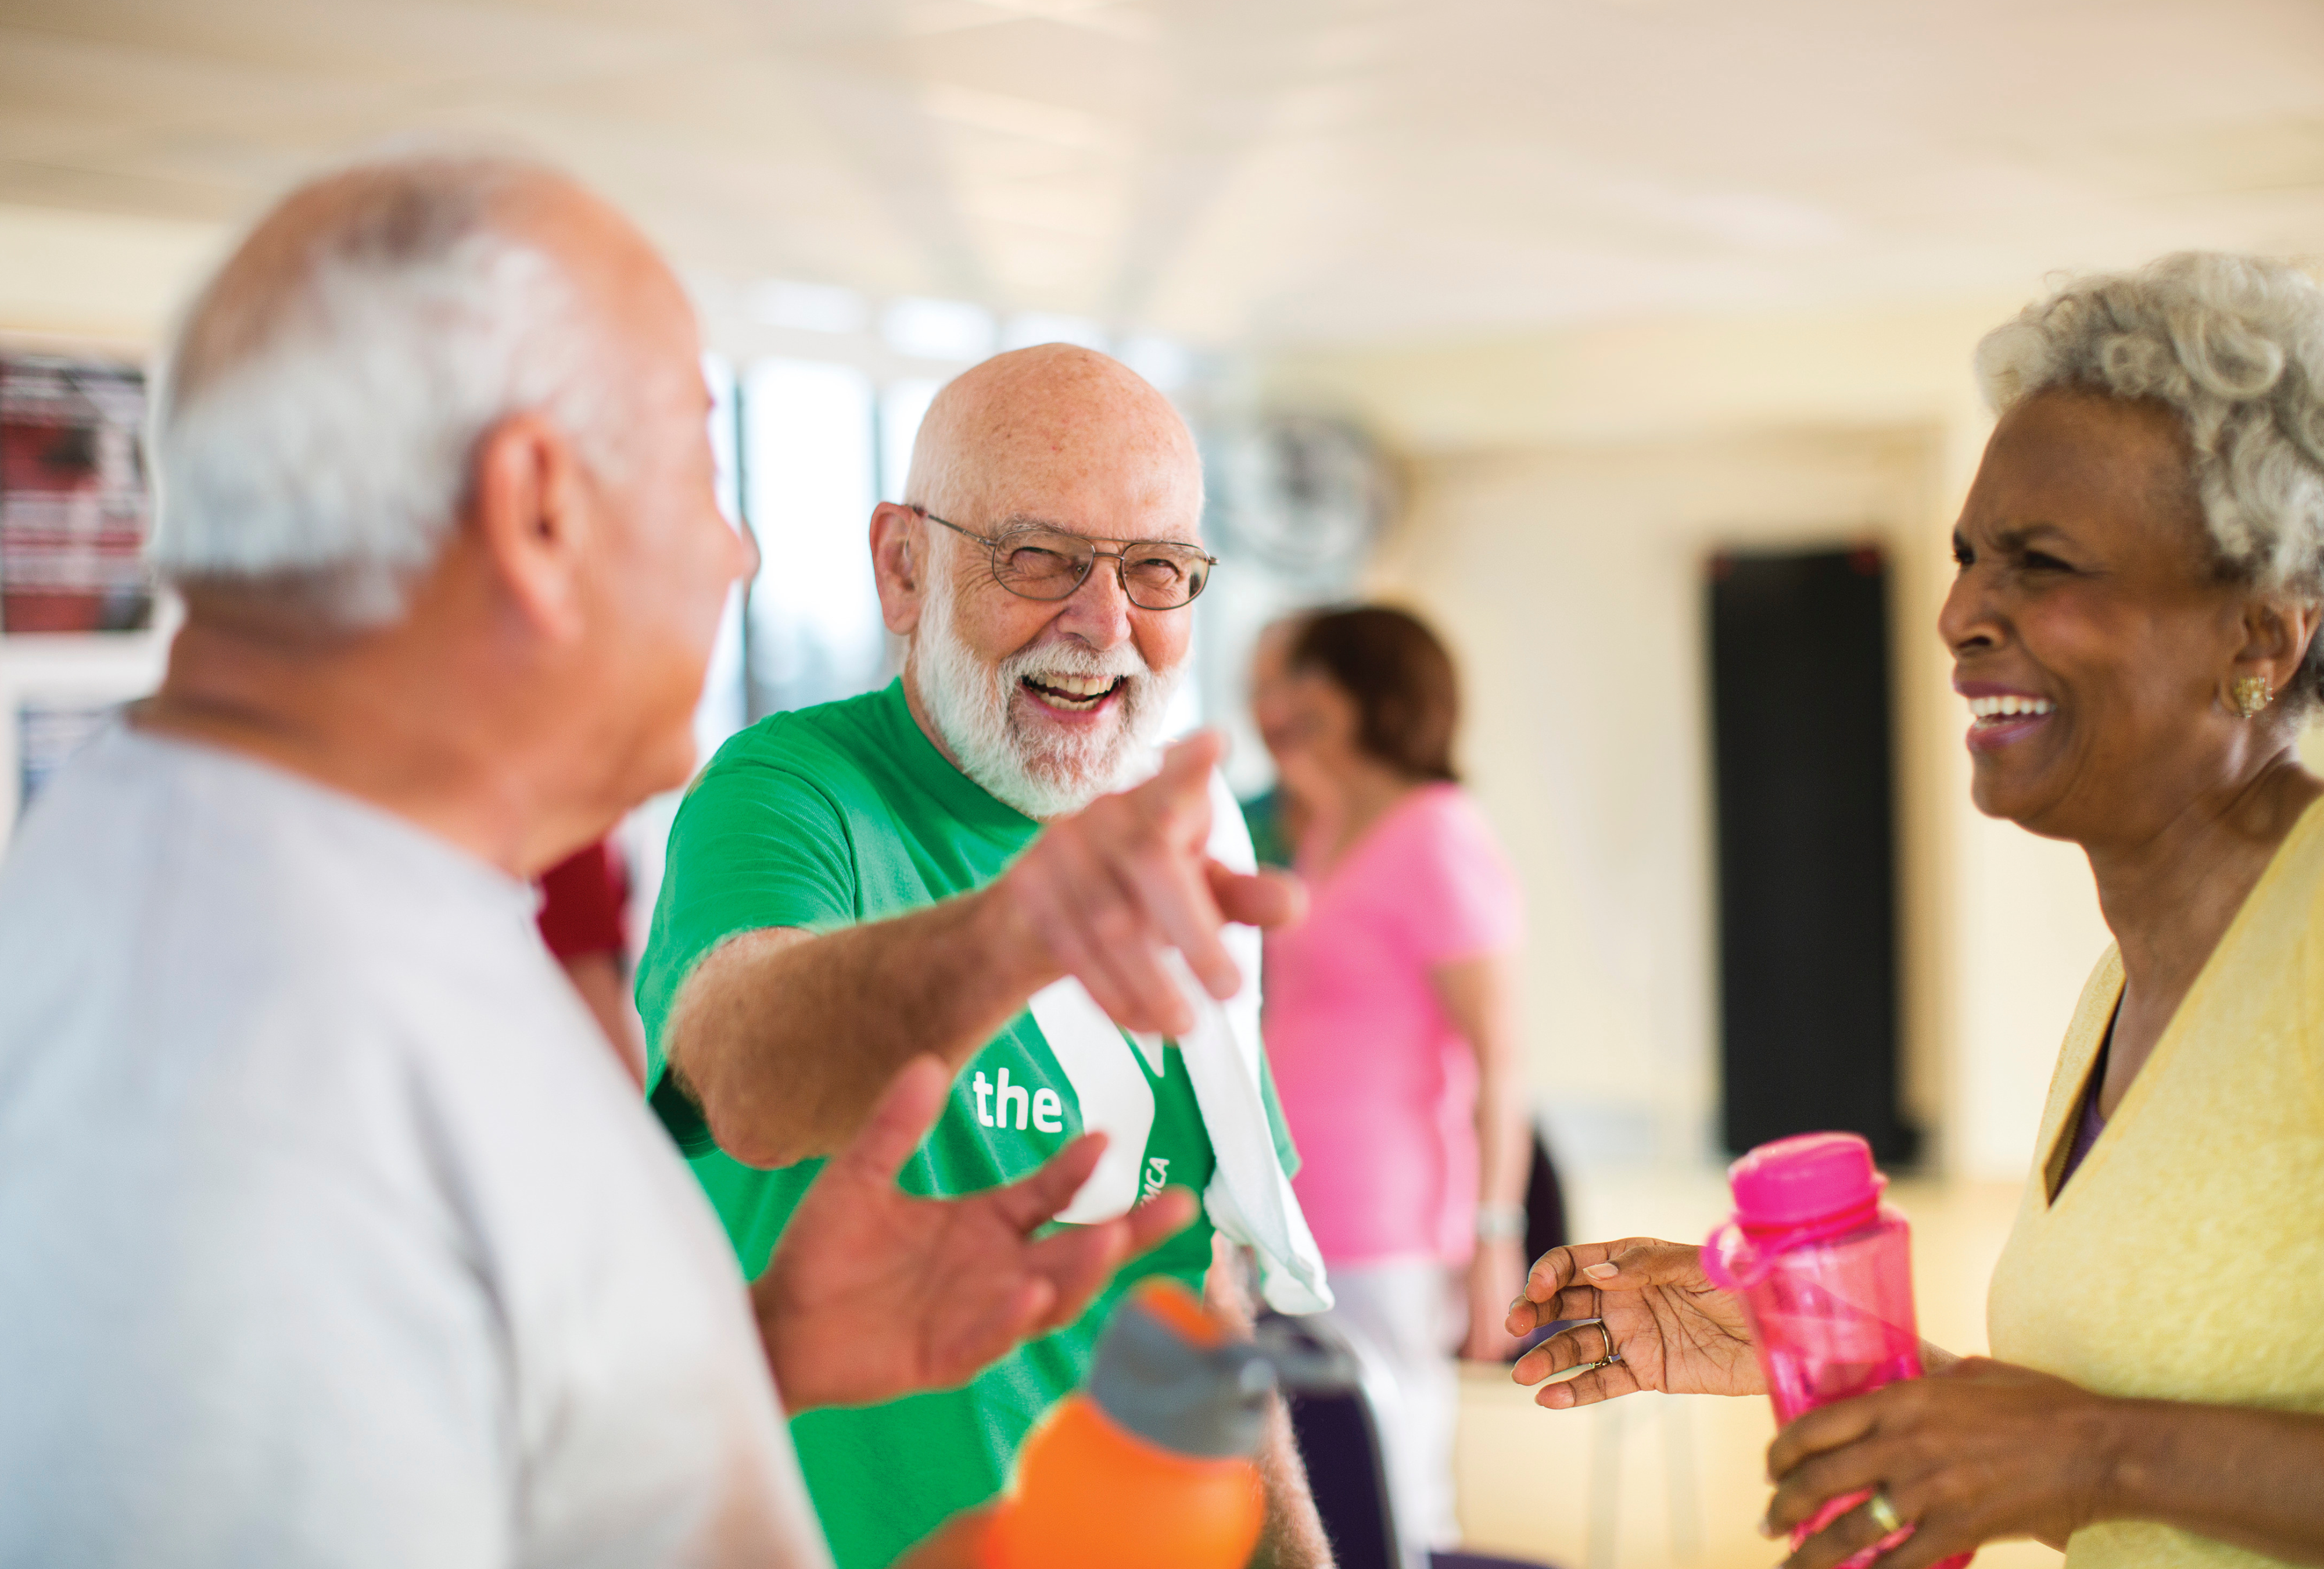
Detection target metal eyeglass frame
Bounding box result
[914,506,1219,611]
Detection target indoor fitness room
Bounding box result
[2,5,2321,1569]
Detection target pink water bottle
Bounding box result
[1702,1132,1970,1569]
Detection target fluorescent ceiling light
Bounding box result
[882,296,998,361]
[747,280,869,334]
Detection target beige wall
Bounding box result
[0,203,225,350]
[1261,299,2115,1180]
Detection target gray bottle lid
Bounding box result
[1086,1286,1278,1460]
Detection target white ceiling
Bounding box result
[3,0,2323,352]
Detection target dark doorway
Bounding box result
[1708,545,1917,1163]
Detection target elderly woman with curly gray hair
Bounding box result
[1508,252,2324,1569]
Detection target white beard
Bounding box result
[913,557,1180,819]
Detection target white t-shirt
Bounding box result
[0,728,833,1569]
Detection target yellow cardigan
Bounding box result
[1988,803,2324,1568]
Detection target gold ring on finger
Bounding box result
[1866,1489,1904,1535]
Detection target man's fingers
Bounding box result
[1006,1190,1200,1337]
[1208,862,1306,929]
[1032,831,1192,1032]
[1018,1225,1138,1331]
[1049,828,1194,1030]
[1123,846,1240,1001]
[994,1132,1109,1229]
[1146,730,1226,804]
[939,1278,1056,1385]
[1122,1186,1199,1255]
[831,1055,951,1185]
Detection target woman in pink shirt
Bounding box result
[1251,606,1529,1563]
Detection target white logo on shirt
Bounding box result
[971,1068,1066,1133]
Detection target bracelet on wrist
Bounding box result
[1475,1203,1526,1242]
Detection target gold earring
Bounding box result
[2230,674,2274,719]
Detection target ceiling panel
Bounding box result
[0,0,2318,348]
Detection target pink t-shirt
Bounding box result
[1264,783,1523,1267]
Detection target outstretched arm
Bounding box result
[666,733,1302,1168]
[756,1056,1197,1412]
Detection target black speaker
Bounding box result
[1708,546,1918,1163]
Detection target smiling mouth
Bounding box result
[1021,673,1125,713]
[1967,694,2056,728]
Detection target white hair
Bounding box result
[1979,254,2324,711]
[149,154,616,626]
[1978,256,2324,574]
[913,529,1178,819]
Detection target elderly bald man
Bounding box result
[0,157,1191,1568]
[639,346,1336,1569]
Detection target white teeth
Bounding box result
[1967,694,2056,721]
[1024,672,1122,710]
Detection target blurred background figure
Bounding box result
[1252,604,1530,1568]
[1240,617,1308,871]
[536,837,644,1084]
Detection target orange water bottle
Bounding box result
[982,1280,1273,1569]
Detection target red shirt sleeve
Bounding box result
[535,839,629,961]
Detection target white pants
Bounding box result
[1321,1259,1465,1568]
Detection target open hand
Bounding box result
[1507,1238,1761,1409]
[756,1055,1198,1411]
[995,731,1304,1036]
[1764,1357,2115,1568]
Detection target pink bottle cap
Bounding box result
[1726,1131,1885,1232]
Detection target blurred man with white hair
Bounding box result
[638,345,1337,1569]
[0,156,1190,1568]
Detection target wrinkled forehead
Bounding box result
[949,405,1204,544]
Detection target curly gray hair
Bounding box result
[1975,253,2324,710]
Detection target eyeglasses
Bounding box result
[917,508,1217,611]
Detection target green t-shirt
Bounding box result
[1240,785,1294,871]
[636,679,1297,1569]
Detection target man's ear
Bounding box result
[468,411,590,643]
[870,501,927,636]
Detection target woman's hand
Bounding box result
[1763,1357,2117,1567]
[1505,1239,1761,1409]
[1461,1237,1527,1362]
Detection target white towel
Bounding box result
[1026,768,1333,1314]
